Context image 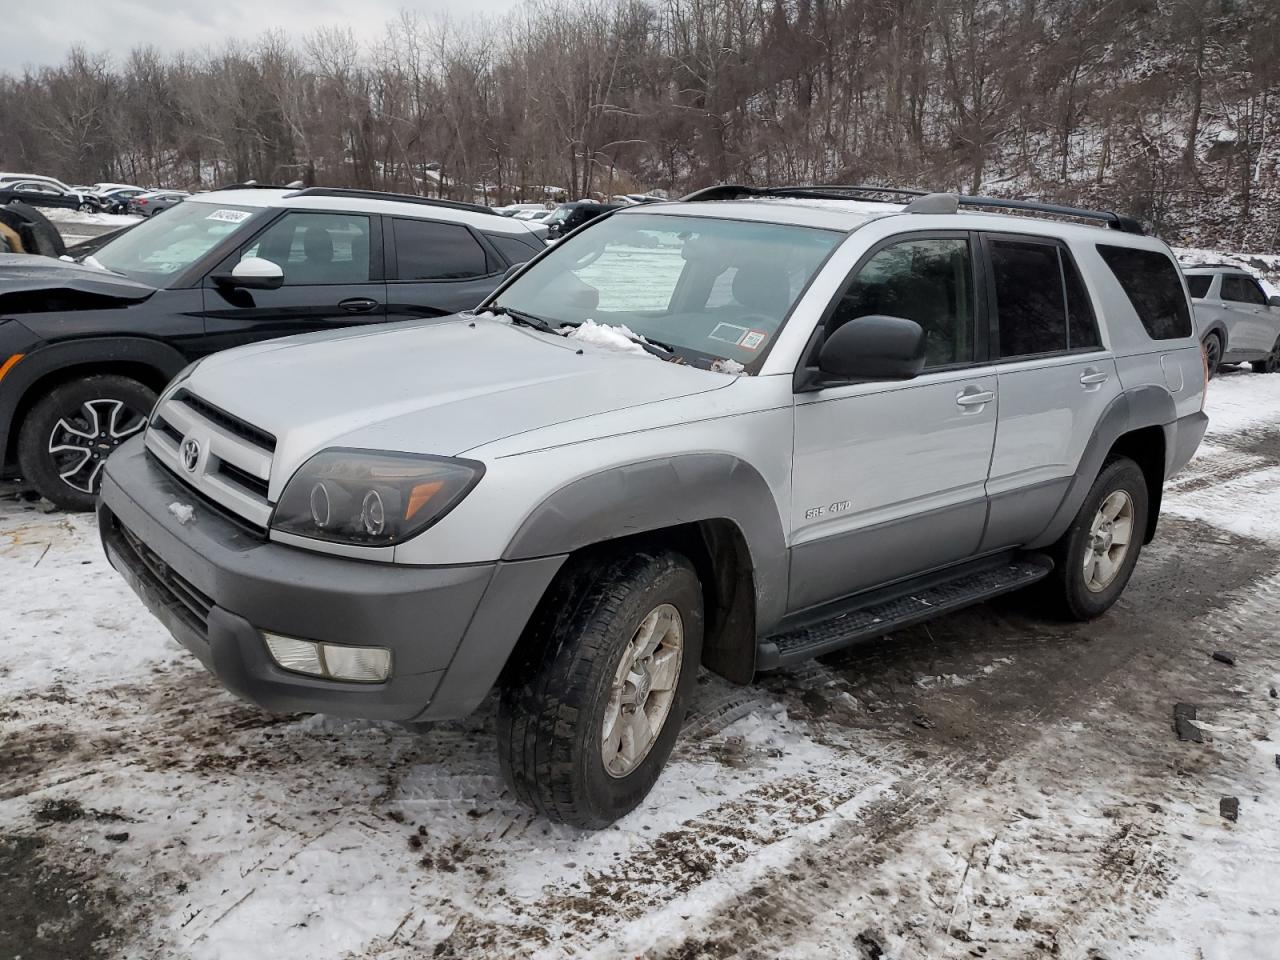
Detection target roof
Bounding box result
[626,196,1164,246]
[184,188,540,236]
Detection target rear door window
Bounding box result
[1096,244,1192,339]
[989,238,1067,358]
[1185,275,1212,299]
[393,219,489,280]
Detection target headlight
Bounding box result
[272,449,484,546]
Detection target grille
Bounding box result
[173,389,276,452]
[146,389,275,530]
[115,520,213,635]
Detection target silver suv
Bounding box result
[1183,264,1280,376]
[98,186,1208,828]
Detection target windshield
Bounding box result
[91,201,257,285]
[494,212,841,367]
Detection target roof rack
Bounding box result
[1179,262,1246,271]
[681,183,927,204]
[286,186,497,216]
[903,192,1145,235]
[218,180,305,190]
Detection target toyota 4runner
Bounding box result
[98,185,1208,828]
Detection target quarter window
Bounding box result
[1064,252,1101,350]
[1185,275,1212,299]
[243,213,372,286]
[1096,245,1192,340]
[829,237,974,367]
[393,219,489,280]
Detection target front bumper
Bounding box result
[99,437,564,722]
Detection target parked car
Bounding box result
[0,185,548,509]
[0,180,100,212]
[96,185,1207,828]
[96,186,150,215]
[495,203,549,217]
[1182,263,1280,376]
[512,209,550,221]
[0,173,80,193]
[543,200,626,239]
[128,190,190,217]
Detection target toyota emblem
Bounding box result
[180,437,200,473]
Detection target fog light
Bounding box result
[321,644,392,682]
[261,632,391,683]
[263,633,323,676]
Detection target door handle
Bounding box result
[339,297,379,314]
[956,389,995,407]
[1079,369,1110,385]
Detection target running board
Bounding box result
[757,555,1054,670]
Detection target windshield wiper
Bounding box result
[488,304,559,335]
[557,319,676,358]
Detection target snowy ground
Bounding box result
[3,372,1280,960]
[43,208,141,246]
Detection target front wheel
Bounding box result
[1251,336,1280,374]
[1045,456,1149,621]
[498,549,704,828]
[17,375,156,511]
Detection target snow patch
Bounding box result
[167,502,194,524]
[562,318,654,358]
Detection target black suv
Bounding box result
[0,186,546,509]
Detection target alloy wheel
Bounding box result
[1083,490,1135,592]
[47,398,147,494]
[601,603,684,778]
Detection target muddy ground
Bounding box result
[2,372,1278,960]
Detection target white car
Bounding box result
[1183,264,1280,376]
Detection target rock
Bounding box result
[1274,755,1279,772]
[1174,703,1197,721]
[912,714,934,730]
[855,931,885,959]
[105,831,130,843]
[1270,687,1277,699]
[1212,651,1236,666]
[1175,716,1205,743]
[1220,797,1239,822]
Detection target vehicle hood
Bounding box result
[0,253,155,310]
[184,315,736,481]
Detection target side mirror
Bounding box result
[1269,295,1280,308]
[214,256,284,291]
[817,315,926,382]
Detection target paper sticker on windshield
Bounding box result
[709,322,748,346]
[206,209,251,224]
[740,329,768,351]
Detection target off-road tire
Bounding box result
[17,374,156,511]
[1045,456,1149,621]
[497,549,704,829]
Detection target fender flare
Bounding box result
[502,453,791,632]
[0,337,188,469]
[1028,385,1176,550]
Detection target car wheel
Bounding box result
[1251,337,1280,373]
[1045,456,1149,621]
[17,375,156,511]
[1203,333,1222,379]
[77,202,92,212]
[498,549,704,828]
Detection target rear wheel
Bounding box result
[1045,457,1149,621]
[1251,336,1280,373]
[17,375,156,511]
[1203,333,1222,379]
[498,549,704,828]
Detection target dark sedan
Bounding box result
[0,180,100,212]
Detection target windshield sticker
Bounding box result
[740,329,768,351]
[206,209,251,224]
[709,322,748,346]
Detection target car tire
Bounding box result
[1045,456,1149,621]
[1251,337,1280,373]
[497,549,704,829]
[17,375,156,511]
[1203,333,1222,379]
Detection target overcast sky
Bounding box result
[1,0,521,72]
